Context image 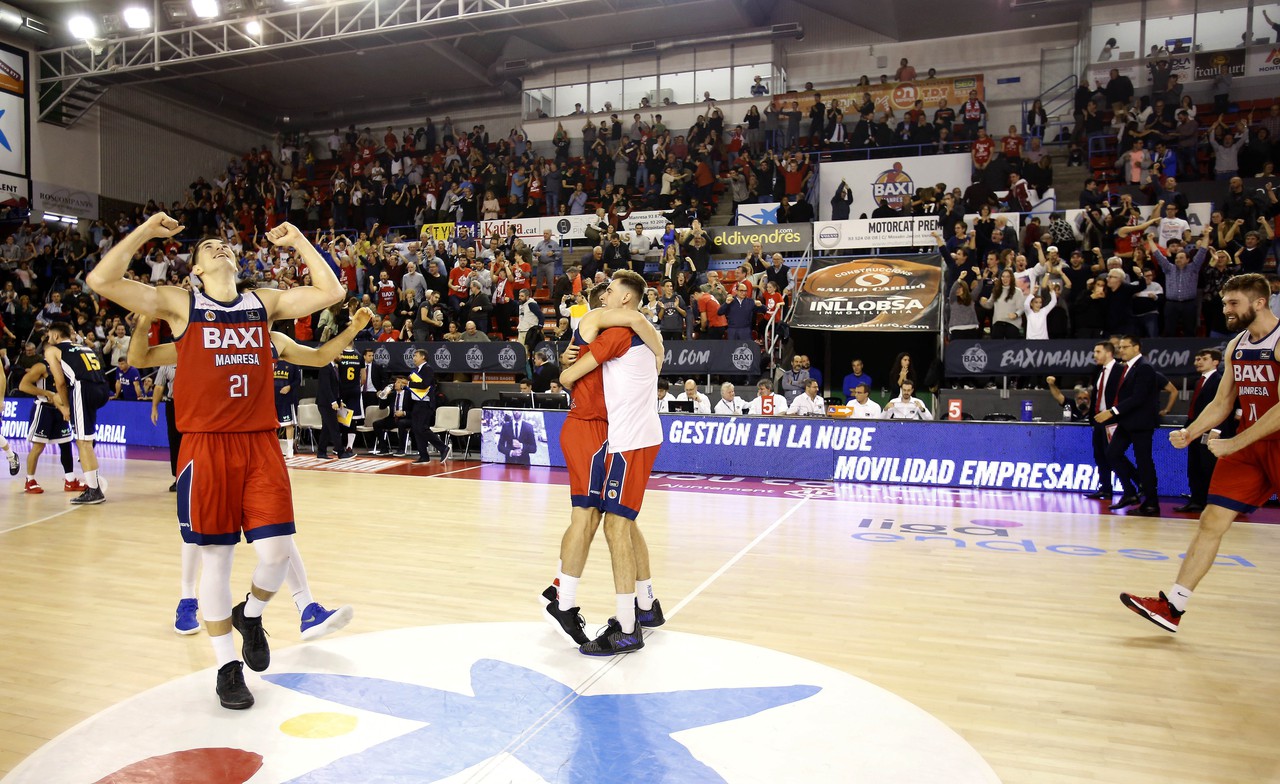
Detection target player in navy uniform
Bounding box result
[44,322,112,504]
[17,357,83,493]
[335,342,364,458]
[274,354,302,458]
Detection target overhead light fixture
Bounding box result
[68,14,97,39]
[245,19,261,35]
[223,0,249,13]
[100,14,123,34]
[191,0,219,19]
[163,2,192,22]
[123,7,151,29]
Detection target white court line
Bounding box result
[465,495,811,783]
[428,463,485,478]
[665,496,810,621]
[0,506,80,535]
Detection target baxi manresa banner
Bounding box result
[791,255,942,331]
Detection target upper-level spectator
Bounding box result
[1102,68,1134,113]
[1209,115,1249,180]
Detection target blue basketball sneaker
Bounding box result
[579,618,645,656]
[174,598,200,635]
[299,602,354,641]
[635,598,665,628]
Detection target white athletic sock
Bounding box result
[286,438,295,458]
[635,579,654,611]
[293,588,315,615]
[279,439,289,457]
[1169,584,1192,612]
[180,543,199,600]
[345,433,356,450]
[26,474,35,482]
[0,434,9,450]
[63,472,75,481]
[85,468,99,489]
[556,573,579,611]
[245,593,269,618]
[616,593,637,634]
[210,632,237,667]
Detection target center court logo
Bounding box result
[20,624,998,783]
[870,162,913,211]
[961,345,988,373]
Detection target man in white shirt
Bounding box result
[1157,202,1190,246]
[676,378,712,415]
[655,379,672,412]
[714,382,749,415]
[747,378,788,416]
[628,224,655,262]
[848,383,882,418]
[881,380,934,420]
[788,379,826,416]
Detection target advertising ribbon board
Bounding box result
[945,337,1224,377]
[360,340,527,374]
[791,255,942,331]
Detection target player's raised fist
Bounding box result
[352,307,374,330]
[267,222,305,247]
[144,211,184,238]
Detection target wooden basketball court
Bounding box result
[1,449,1278,783]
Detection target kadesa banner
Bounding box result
[1,398,168,448]
[480,410,1192,496]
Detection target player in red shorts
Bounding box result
[560,271,665,655]
[87,214,345,709]
[1121,273,1279,632]
[541,284,664,648]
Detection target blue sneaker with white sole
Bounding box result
[174,598,200,635]
[299,602,354,641]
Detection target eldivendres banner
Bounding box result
[479,409,1192,496]
[791,255,942,331]
[2,398,167,448]
[946,338,1226,377]
[357,340,527,374]
[706,223,812,255]
[816,154,971,221]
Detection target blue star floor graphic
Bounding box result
[4,624,999,783]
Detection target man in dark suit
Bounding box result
[1175,348,1235,513]
[407,348,451,463]
[1084,341,1124,499]
[1095,335,1163,515]
[315,360,345,459]
[371,376,413,456]
[498,410,538,465]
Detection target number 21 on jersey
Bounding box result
[230,374,249,398]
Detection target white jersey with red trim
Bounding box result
[601,334,663,453]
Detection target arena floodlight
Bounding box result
[68,14,97,39]
[122,6,152,29]
[245,19,261,35]
[191,0,219,19]
[163,2,192,21]
[223,0,249,13]
[100,14,123,34]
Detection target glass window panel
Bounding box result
[733,64,771,99]
[1144,14,1196,58]
[696,68,731,103]
[554,84,588,117]
[1092,21,1140,61]
[523,89,552,119]
[1252,4,1280,45]
[623,75,658,110]
[662,71,695,106]
[592,79,622,114]
[1196,7,1249,51]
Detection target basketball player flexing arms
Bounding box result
[1122,274,1279,632]
[541,283,664,648]
[87,213,345,709]
[559,271,666,655]
[129,311,363,641]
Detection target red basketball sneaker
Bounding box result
[1120,591,1183,633]
[64,478,88,492]
[24,478,43,494]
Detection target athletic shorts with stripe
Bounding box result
[177,430,296,546]
[276,396,297,427]
[1207,440,1280,513]
[602,444,660,521]
[30,402,73,444]
[563,417,609,510]
[70,382,110,441]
